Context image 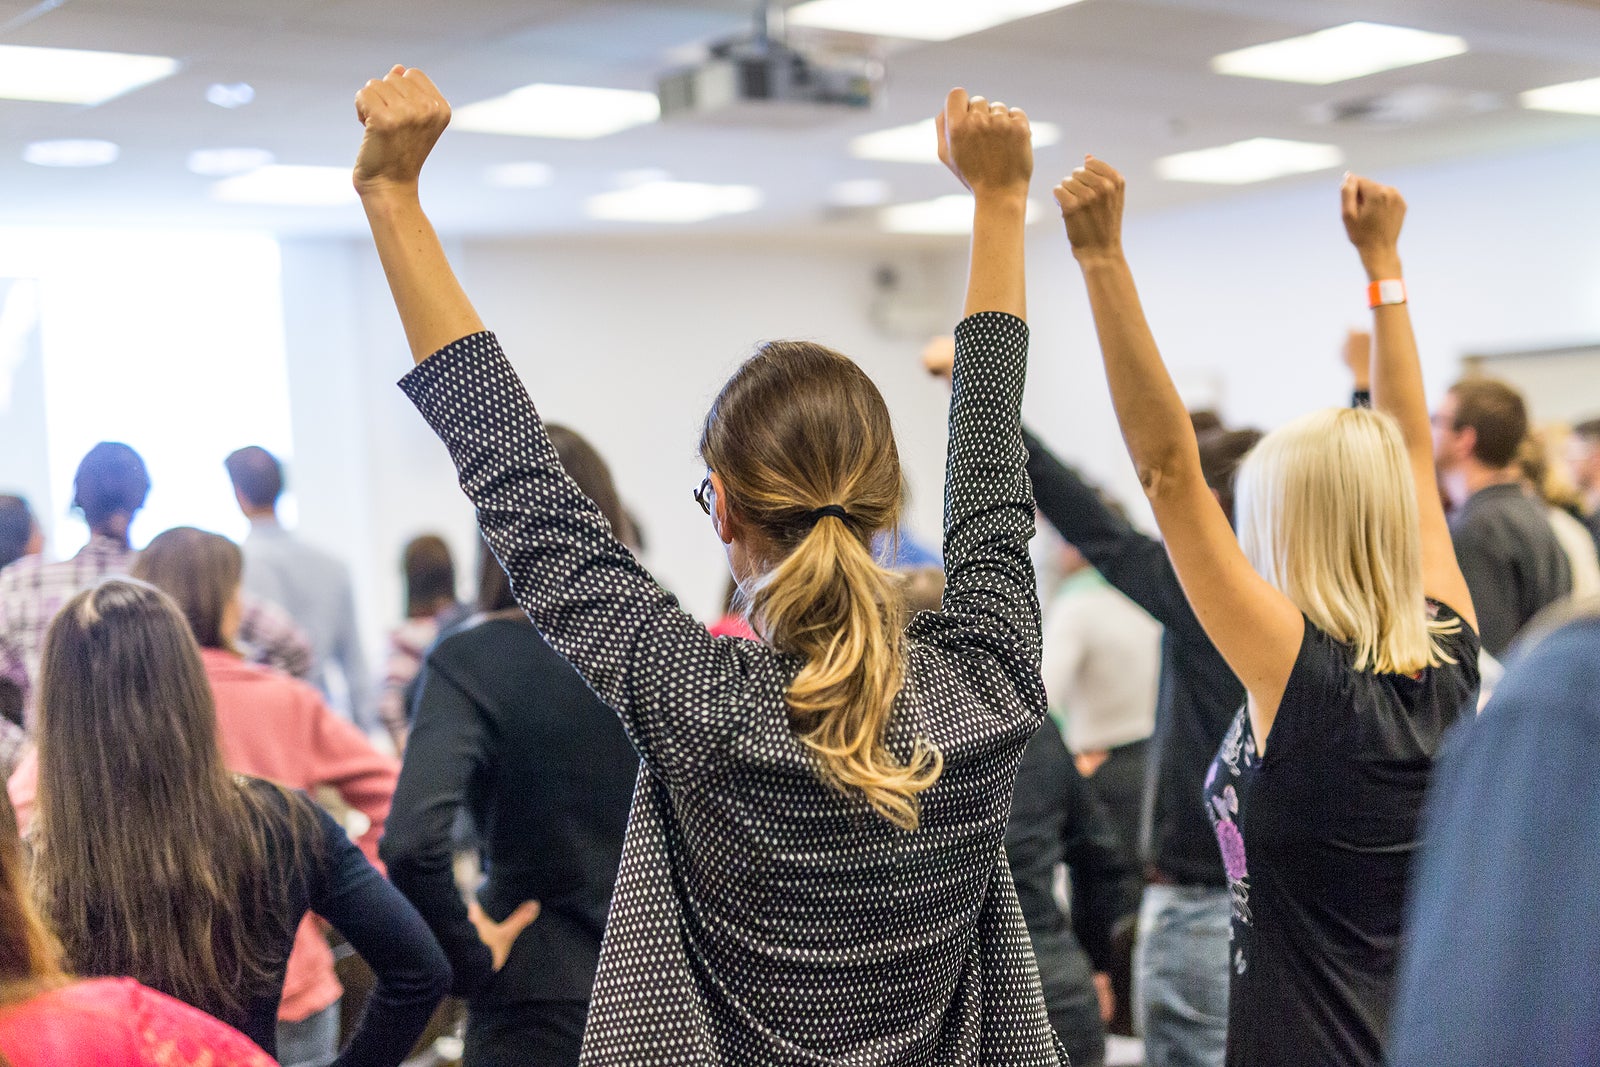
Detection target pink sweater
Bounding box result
[8,648,400,1023]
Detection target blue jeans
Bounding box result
[1134,884,1230,1067]
[275,1001,341,1067]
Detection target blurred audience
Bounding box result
[226,445,371,725]
[0,443,312,723]
[1516,431,1600,599]
[1390,597,1600,1066]
[0,495,42,572]
[377,534,467,751]
[1567,417,1600,547]
[1432,378,1571,656]
[25,578,446,1063]
[383,425,641,1067]
[0,792,276,1067]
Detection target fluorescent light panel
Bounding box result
[454,84,660,139]
[1212,22,1468,86]
[23,139,119,167]
[851,117,1060,164]
[787,0,1085,42]
[879,194,1042,234]
[1156,137,1344,185]
[584,181,761,223]
[485,162,554,188]
[0,44,179,105]
[210,165,358,206]
[1520,77,1600,116]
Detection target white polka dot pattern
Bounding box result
[398,312,1064,1065]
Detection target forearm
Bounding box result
[1363,250,1431,453]
[1079,255,1202,490]
[360,187,484,364]
[964,195,1028,319]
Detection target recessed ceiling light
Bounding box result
[454,84,660,139]
[485,161,554,188]
[205,82,256,109]
[1520,77,1600,116]
[1211,22,1468,86]
[0,44,178,105]
[850,117,1061,164]
[187,147,275,177]
[787,0,1085,42]
[879,194,1043,235]
[210,165,358,206]
[1155,137,1344,184]
[829,178,892,207]
[584,181,761,223]
[23,139,119,167]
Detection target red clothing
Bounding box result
[7,649,399,1023]
[0,978,274,1067]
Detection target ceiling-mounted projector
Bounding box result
[658,4,881,126]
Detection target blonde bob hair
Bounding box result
[1234,407,1457,675]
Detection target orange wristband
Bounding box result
[1367,279,1406,308]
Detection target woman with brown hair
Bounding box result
[9,526,404,1067]
[24,578,448,1065]
[377,534,468,750]
[354,68,1062,1064]
[0,791,276,1067]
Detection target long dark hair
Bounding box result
[0,792,64,1009]
[700,341,940,830]
[30,579,311,1026]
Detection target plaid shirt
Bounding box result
[0,535,313,724]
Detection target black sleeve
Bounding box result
[305,804,451,1067]
[1060,763,1143,973]
[380,656,495,998]
[1352,389,1372,409]
[1023,426,1204,641]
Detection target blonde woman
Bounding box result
[352,68,1065,1064]
[1053,160,1479,1067]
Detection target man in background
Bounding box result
[226,445,371,725]
[1433,379,1571,657]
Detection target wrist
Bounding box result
[972,187,1031,212]
[1359,250,1402,281]
[1073,246,1126,269]
[356,177,422,210]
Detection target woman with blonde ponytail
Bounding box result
[353,67,1065,1066]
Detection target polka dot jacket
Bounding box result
[399,311,1066,1066]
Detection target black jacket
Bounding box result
[1024,428,1242,886]
[381,614,640,1004]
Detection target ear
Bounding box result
[1456,425,1478,464]
[710,471,737,547]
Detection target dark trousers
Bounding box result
[464,1000,589,1067]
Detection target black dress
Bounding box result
[399,313,1066,1065]
[1203,605,1479,1066]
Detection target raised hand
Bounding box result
[468,898,540,972]
[353,65,451,197]
[1342,327,1373,390]
[921,335,955,383]
[1053,156,1126,262]
[1340,173,1405,278]
[935,88,1033,202]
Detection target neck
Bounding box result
[1452,462,1519,505]
[89,517,132,550]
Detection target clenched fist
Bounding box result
[1053,156,1125,262]
[1340,174,1405,278]
[936,88,1033,201]
[353,65,451,197]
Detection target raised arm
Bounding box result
[916,91,1043,694]
[1341,175,1476,632]
[1054,159,1302,743]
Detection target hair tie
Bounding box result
[804,504,851,528]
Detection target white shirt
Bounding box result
[1041,568,1161,753]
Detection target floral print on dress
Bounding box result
[1206,709,1256,942]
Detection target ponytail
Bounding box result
[752,514,941,830]
[703,339,943,830]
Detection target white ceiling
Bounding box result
[1,0,1599,238]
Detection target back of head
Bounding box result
[700,340,939,830]
[1198,428,1265,526]
[0,495,35,571]
[32,579,295,1023]
[545,424,630,541]
[1235,407,1447,674]
[131,527,242,650]
[1449,378,1528,469]
[223,445,284,510]
[402,534,456,617]
[477,539,516,614]
[72,442,150,531]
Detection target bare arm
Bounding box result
[352,66,484,363]
[1341,175,1477,632]
[1055,159,1303,745]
